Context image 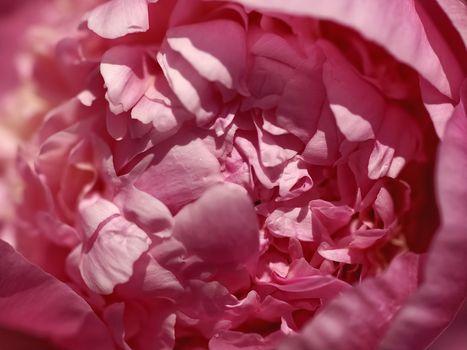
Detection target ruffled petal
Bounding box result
[232,0,461,99]
[279,253,420,350]
[134,133,223,213]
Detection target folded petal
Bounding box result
[100,45,153,114]
[166,19,247,91]
[380,82,467,350]
[115,186,173,238]
[78,195,151,294]
[279,253,420,350]
[232,0,461,99]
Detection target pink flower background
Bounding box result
[0,0,466,349]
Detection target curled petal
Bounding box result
[380,83,467,350]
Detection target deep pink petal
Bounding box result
[174,183,260,266]
[279,253,420,350]
[380,82,467,350]
[0,240,116,350]
[232,0,461,99]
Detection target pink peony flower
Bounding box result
[0,0,466,349]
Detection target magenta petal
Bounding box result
[279,253,420,350]
[380,83,467,350]
[232,0,461,98]
[0,240,116,350]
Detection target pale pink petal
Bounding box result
[157,42,219,125]
[115,186,173,238]
[78,195,151,294]
[100,45,153,114]
[303,103,340,166]
[0,240,116,350]
[174,183,260,266]
[266,206,313,242]
[320,40,384,142]
[420,77,456,138]
[87,0,154,39]
[255,121,301,168]
[435,0,467,46]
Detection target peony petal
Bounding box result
[380,82,467,350]
[134,133,222,213]
[303,103,340,166]
[78,195,151,294]
[115,186,174,238]
[321,40,384,143]
[87,0,154,39]
[266,206,313,242]
[435,0,467,47]
[157,41,220,125]
[166,19,247,91]
[174,183,260,266]
[100,45,154,114]
[0,240,116,350]
[231,0,461,99]
[279,253,420,350]
[209,330,283,349]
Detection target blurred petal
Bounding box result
[0,240,116,350]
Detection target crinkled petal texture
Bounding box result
[3,0,467,349]
[0,240,116,350]
[232,0,463,99]
[279,253,420,350]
